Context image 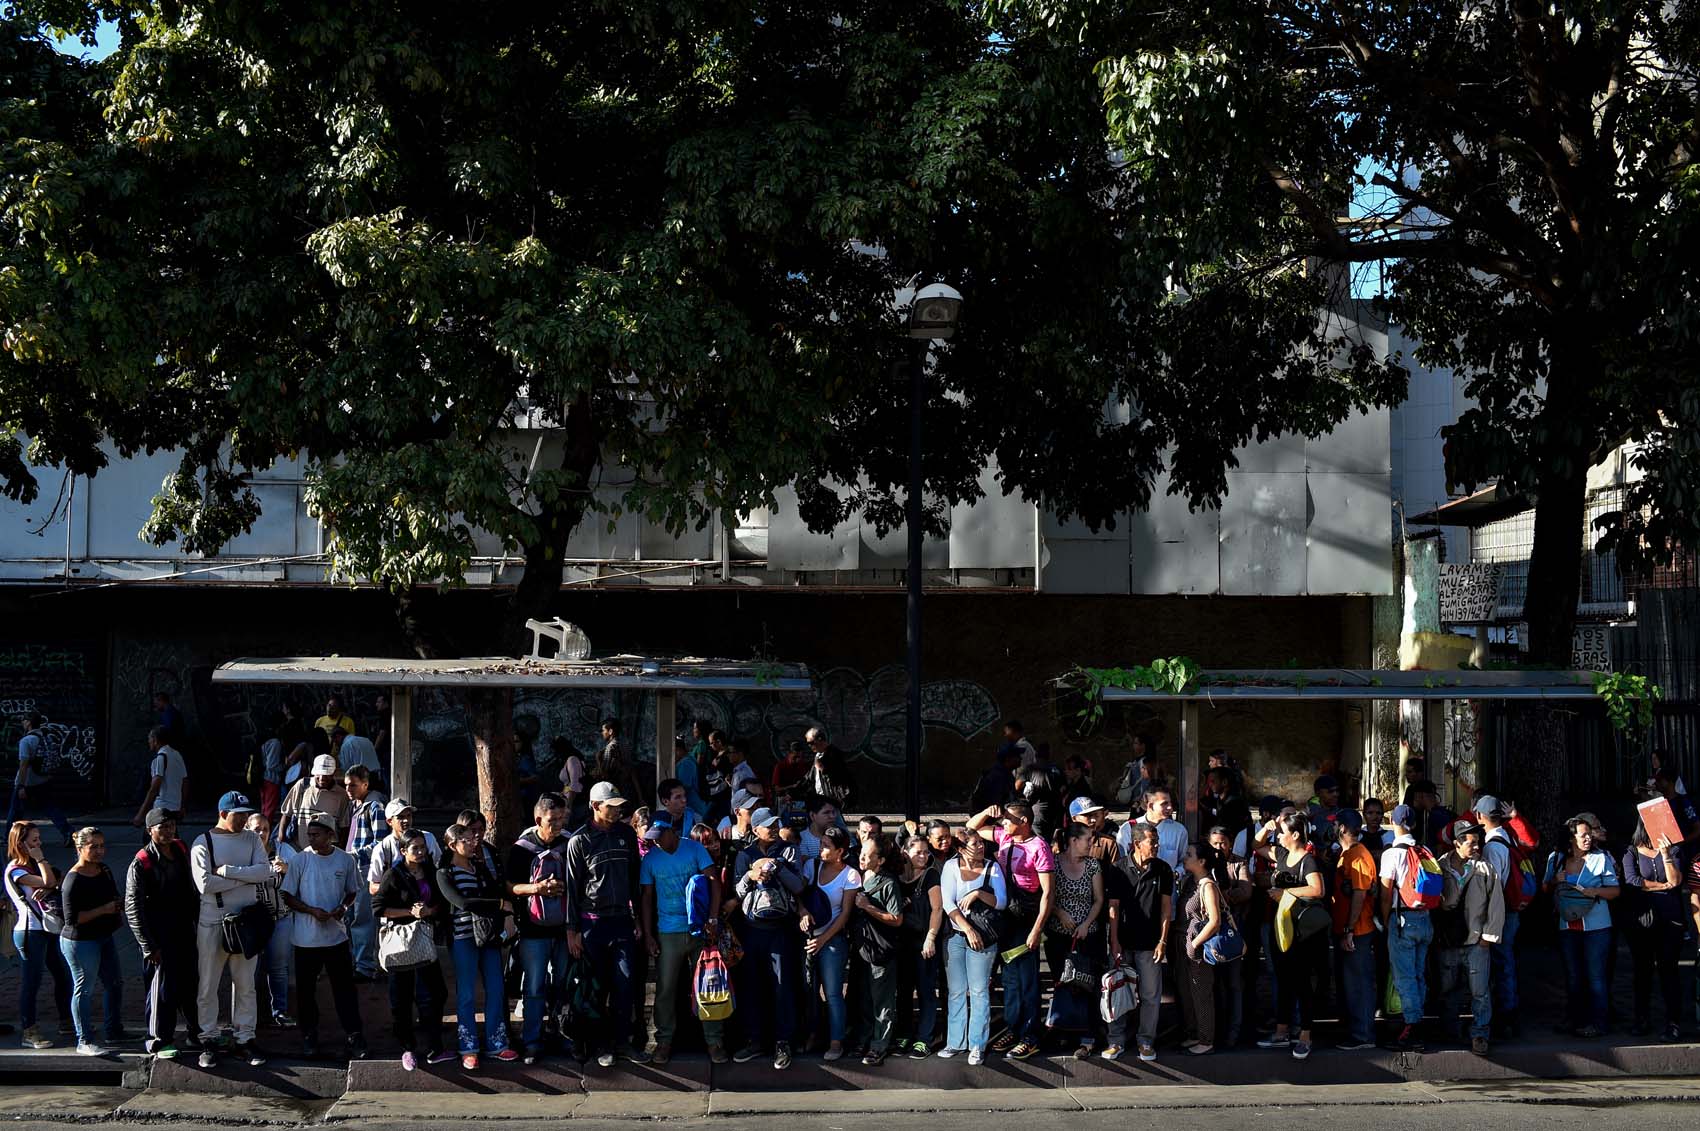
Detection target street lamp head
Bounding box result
[907,282,963,340]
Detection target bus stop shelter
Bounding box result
[211,655,812,801]
[1100,668,1602,834]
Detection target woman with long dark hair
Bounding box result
[1622,821,1684,1041]
[1179,842,1230,1054]
[5,820,72,1047]
[1043,822,1104,1058]
[1544,815,1620,1038]
[1256,812,1326,1060]
[373,829,450,1070]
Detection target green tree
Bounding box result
[5,1,1410,826]
[994,0,1700,669]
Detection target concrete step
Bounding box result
[0,1044,150,1088]
[147,1054,350,1099]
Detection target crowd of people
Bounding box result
[5,704,1699,1075]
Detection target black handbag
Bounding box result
[998,846,1041,947]
[203,833,274,958]
[1056,941,1097,994]
[961,861,1000,940]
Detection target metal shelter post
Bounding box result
[389,686,413,803]
[1179,700,1201,836]
[655,690,677,794]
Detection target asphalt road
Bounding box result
[9,1101,1700,1131]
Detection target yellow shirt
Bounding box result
[316,713,357,737]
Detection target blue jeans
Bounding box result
[1339,933,1377,1044]
[346,888,377,977]
[1490,911,1520,1013]
[945,931,996,1052]
[741,926,799,1048]
[1388,909,1432,1026]
[14,928,72,1032]
[810,934,849,1042]
[1439,944,1492,1039]
[1001,942,1041,1043]
[259,918,292,1018]
[578,916,636,1055]
[518,934,569,1050]
[1559,927,1611,1032]
[4,784,70,842]
[59,934,123,1046]
[452,937,510,1054]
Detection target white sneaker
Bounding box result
[76,1042,108,1057]
[596,1052,615,1068]
[935,1047,961,1059]
[967,1049,985,1066]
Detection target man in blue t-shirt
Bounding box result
[639,812,724,1063]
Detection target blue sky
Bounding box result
[54,18,120,61]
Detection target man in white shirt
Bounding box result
[1117,787,1188,872]
[366,799,440,893]
[134,727,189,827]
[338,733,381,781]
[1377,804,1434,1052]
[190,791,280,1069]
[282,813,365,1059]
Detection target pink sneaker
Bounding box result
[461,1053,479,1070]
[401,1051,417,1072]
[492,1048,519,1063]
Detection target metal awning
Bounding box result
[1099,668,1599,702]
[1408,484,1529,528]
[212,655,812,692]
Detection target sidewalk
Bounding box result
[4,1075,1700,1126]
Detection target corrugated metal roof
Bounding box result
[211,655,812,692]
[1098,668,1600,702]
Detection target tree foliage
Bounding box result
[5,0,1412,655]
[1001,0,1700,664]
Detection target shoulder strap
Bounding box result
[202,831,225,909]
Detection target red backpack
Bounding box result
[1495,821,1541,914]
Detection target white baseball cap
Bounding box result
[311,754,338,776]
[589,781,627,806]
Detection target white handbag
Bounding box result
[377,918,438,972]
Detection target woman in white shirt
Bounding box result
[939,826,1007,1064]
[801,827,860,1060]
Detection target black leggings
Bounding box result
[1627,921,1683,1028]
[1273,931,1328,1031]
[389,961,447,1054]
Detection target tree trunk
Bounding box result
[472,686,522,845]
[1522,455,1587,667]
[503,390,599,654]
[1502,336,1591,832]
[383,393,600,844]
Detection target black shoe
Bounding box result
[522,1045,541,1066]
[198,1046,218,1069]
[862,1050,886,1066]
[347,1035,369,1060]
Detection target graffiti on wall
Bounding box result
[763,665,1001,768]
[0,643,101,797]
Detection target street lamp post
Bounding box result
[904,282,963,824]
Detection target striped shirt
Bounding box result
[445,864,481,940]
